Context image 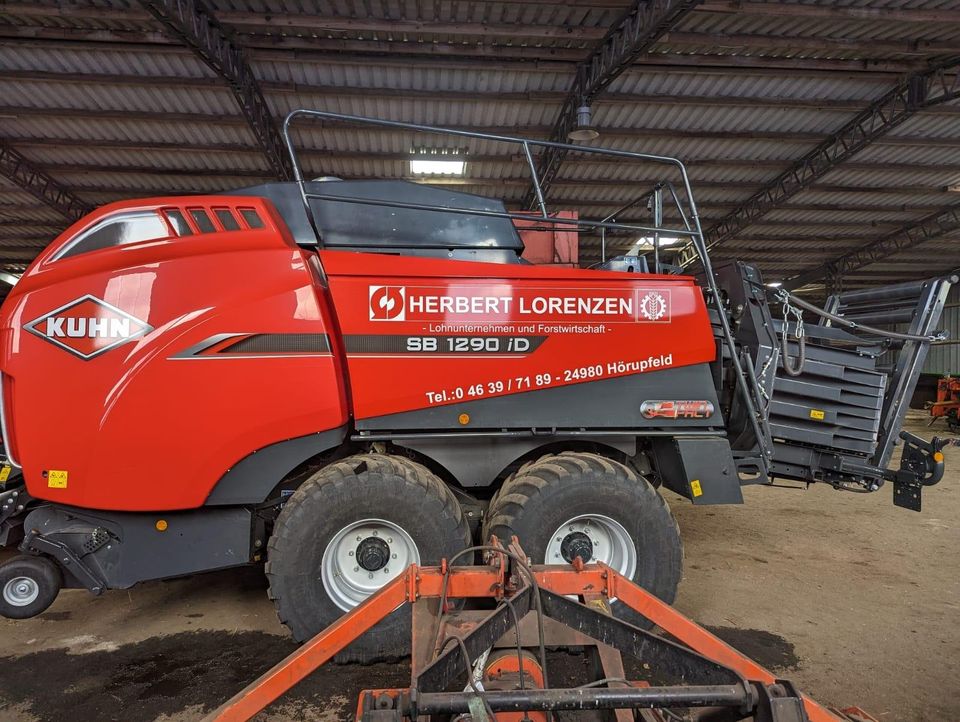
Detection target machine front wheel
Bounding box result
[484,451,683,627]
[0,555,62,619]
[266,453,471,661]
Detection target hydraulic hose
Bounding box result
[781,323,805,377]
[776,289,948,344]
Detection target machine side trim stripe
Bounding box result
[221,333,330,355]
[170,332,332,360]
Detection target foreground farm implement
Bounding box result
[208,538,878,722]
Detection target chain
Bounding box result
[778,289,805,340]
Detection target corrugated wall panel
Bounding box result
[925,286,960,375]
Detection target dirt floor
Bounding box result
[0,411,956,721]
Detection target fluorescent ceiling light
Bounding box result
[409,159,465,176]
[766,281,783,288]
[632,236,681,248]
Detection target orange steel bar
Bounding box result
[205,568,410,722]
[595,564,845,722]
[207,559,852,722]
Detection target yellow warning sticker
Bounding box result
[690,479,703,497]
[809,409,826,421]
[47,470,68,489]
[0,466,11,484]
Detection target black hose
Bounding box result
[778,290,947,343]
[498,596,526,691]
[438,545,551,695]
[438,634,498,721]
[781,320,805,377]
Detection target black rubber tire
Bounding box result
[483,451,682,627]
[266,453,471,662]
[0,555,62,619]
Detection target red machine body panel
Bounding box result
[320,250,716,421]
[0,196,348,511]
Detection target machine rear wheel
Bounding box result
[266,453,470,661]
[484,451,682,627]
[0,555,61,619]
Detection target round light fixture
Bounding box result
[568,104,600,141]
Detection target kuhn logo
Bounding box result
[24,295,153,360]
[369,286,406,321]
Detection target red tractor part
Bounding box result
[206,538,878,722]
[927,375,960,430]
[515,210,579,267]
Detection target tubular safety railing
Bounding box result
[280,109,774,472]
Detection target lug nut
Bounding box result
[354,566,359,572]
[349,550,354,556]
[368,573,374,579]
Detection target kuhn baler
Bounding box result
[0,111,949,661]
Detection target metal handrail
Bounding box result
[280,109,773,473]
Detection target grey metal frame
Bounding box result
[682,58,960,267]
[822,277,954,470]
[140,0,292,180]
[280,109,773,474]
[0,141,90,222]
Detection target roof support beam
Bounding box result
[784,204,960,290]
[0,141,90,221]
[10,126,960,150]
[523,0,702,207]
[696,59,960,257]
[700,1,960,24]
[139,0,292,180]
[0,30,929,75]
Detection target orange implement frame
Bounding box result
[206,552,867,722]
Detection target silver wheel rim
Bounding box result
[545,514,637,579]
[3,576,39,607]
[321,518,420,612]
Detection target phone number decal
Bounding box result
[424,354,674,405]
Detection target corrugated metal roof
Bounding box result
[0,0,956,286]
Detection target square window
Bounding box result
[214,208,240,231]
[239,208,264,229]
[189,209,216,234]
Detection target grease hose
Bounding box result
[776,289,948,344]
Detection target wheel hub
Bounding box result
[3,576,39,607]
[321,519,421,612]
[545,514,638,587]
[356,537,391,571]
[560,531,593,564]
